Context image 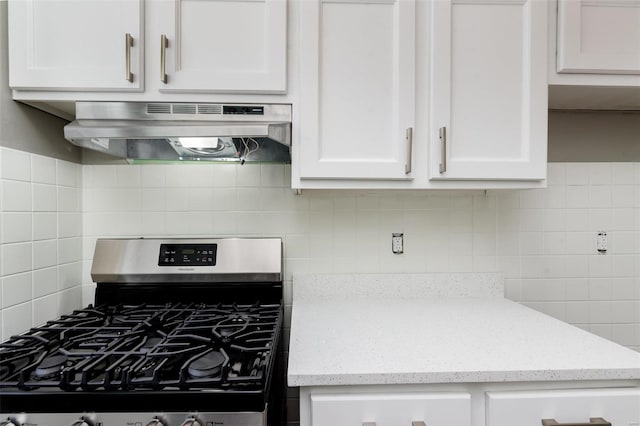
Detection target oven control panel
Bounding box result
[158,244,217,266]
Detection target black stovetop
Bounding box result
[0,300,283,413]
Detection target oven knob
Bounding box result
[146,417,166,426]
[70,417,94,426]
[0,418,20,426]
[181,417,202,426]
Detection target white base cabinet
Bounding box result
[486,388,640,426]
[310,392,471,426]
[299,383,640,426]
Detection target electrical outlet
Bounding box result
[392,233,403,254]
[597,232,607,253]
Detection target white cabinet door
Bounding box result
[557,0,640,74]
[486,388,640,426]
[298,0,415,180]
[311,392,471,426]
[156,0,287,93]
[8,0,143,91]
[430,0,547,181]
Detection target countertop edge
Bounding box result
[287,367,640,387]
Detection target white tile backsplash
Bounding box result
[78,161,639,353]
[31,155,56,184]
[0,148,82,339]
[32,184,57,212]
[2,301,32,341]
[33,266,58,298]
[1,145,639,356]
[1,242,33,276]
[33,240,58,269]
[2,180,32,211]
[56,159,80,188]
[1,149,31,182]
[33,293,57,327]
[33,212,57,240]
[1,272,32,308]
[1,212,32,243]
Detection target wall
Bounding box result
[0,146,83,341]
[80,161,640,425]
[548,110,640,162]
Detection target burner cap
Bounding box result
[0,364,11,379]
[188,351,225,378]
[34,354,67,378]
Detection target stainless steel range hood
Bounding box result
[64,102,292,163]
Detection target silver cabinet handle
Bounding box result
[412,422,426,426]
[160,34,168,84]
[542,418,611,426]
[439,126,447,174]
[125,33,133,83]
[405,127,413,174]
[362,423,376,426]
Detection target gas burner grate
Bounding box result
[0,302,282,392]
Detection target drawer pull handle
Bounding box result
[405,127,413,174]
[125,33,133,82]
[412,422,426,426]
[439,126,447,174]
[160,34,168,84]
[362,423,376,426]
[542,418,611,426]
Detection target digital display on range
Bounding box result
[158,244,217,266]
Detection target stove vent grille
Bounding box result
[197,104,223,114]
[146,103,223,116]
[172,104,197,115]
[146,103,171,114]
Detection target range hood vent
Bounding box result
[64,102,292,163]
[145,103,224,115]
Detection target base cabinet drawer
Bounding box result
[486,388,640,426]
[310,392,471,426]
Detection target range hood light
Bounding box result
[177,137,222,149]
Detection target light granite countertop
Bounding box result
[287,273,640,387]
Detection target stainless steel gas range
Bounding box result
[0,238,285,426]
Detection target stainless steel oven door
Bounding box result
[2,410,267,426]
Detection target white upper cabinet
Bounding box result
[429,0,547,181]
[293,0,547,188]
[8,0,143,91]
[155,0,287,93]
[8,0,287,94]
[557,0,640,75]
[549,0,640,109]
[297,0,416,180]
